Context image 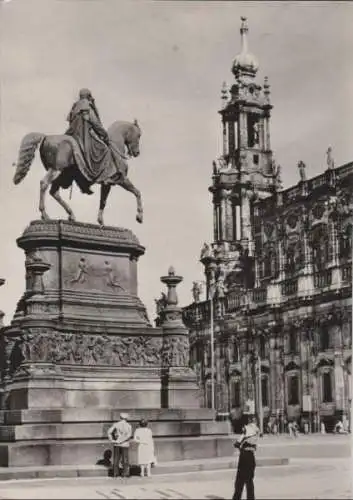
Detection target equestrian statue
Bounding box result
[13,88,143,226]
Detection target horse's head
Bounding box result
[125,119,141,158]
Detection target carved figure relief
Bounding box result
[104,261,126,291]
[161,335,190,368]
[68,257,126,291]
[70,257,88,283]
[15,332,163,367]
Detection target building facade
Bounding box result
[181,18,352,433]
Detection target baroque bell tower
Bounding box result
[201,17,277,294]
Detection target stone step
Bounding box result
[0,456,289,481]
[1,408,217,425]
[254,436,351,459]
[0,435,236,467]
[0,420,231,441]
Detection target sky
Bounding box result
[0,0,352,324]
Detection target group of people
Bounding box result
[107,412,155,478]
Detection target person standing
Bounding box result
[107,412,132,478]
[232,414,260,500]
[133,419,155,478]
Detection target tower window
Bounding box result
[247,114,259,147]
[289,331,297,353]
[288,375,299,405]
[231,380,241,408]
[261,377,269,407]
[319,325,330,351]
[322,372,332,403]
[253,154,259,165]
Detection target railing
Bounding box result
[183,301,210,325]
[309,174,327,190]
[225,291,242,312]
[281,278,298,296]
[314,269,332,288]
[341,264,352,283]
[336,162,353,178]
[284,186,302,203]
[252,287,267,304]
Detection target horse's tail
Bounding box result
[13,132,45,185]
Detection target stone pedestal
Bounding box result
[0,220,232,467]
[2,220,167,411]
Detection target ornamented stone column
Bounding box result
[160,266,200,408]
[25,256,51,317]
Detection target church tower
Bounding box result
[201,17,278,295]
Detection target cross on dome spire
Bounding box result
[232,16,259,79]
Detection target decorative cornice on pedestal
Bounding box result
[17,220,145,257]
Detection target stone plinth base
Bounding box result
[0,408,232,467]
[3,365,200,410]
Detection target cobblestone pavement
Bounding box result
[0,458,351,499]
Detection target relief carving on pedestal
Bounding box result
[161,335,190,368]
[14,332,162,367]
[68,257,126,291]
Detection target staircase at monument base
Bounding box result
[0,408,233,467]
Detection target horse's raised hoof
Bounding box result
[97,218,104,227]
[136,214,143,224]
[68,214,76,222]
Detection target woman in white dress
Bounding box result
[133,419,155,477]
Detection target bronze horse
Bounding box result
[13,120,143,226]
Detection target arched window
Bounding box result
[286,243,296,274]
[289,331,297,353]
[312,225,330,269]
[320,325,330,351]
[229,340,239,363]
[288,374,299,405]
[261,376,269,407]
[322,371,332,403]
[230,379,241,408]
[340,224,352,258]
[259,336,266,359]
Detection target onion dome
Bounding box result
[232,17,259,79]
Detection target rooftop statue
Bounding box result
[13,88,143,226]
[191,281,202,303]
[326,146,335,170]
[297,160,307,182]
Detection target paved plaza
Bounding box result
[0,457,350,499]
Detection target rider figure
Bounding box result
[66,88,112,194]
[66,88,109,145]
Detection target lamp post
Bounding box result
[210,292,215,410]
[251,341,263,435]
[207,260,218,412]
[194,277,216,412]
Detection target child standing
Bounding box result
[133,419,155,477]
